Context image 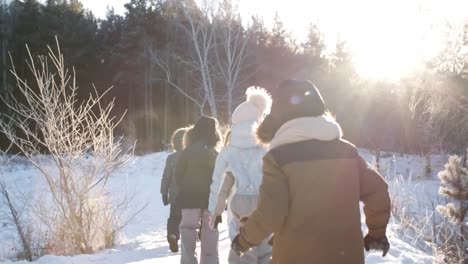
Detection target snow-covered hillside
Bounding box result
[0,151,437,263]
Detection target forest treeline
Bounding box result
[0,0,467,154]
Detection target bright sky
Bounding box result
[81,0,468,81]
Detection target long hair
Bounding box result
[171,127,189,152]
[183,125,194,149]
[188,116,221,148]
[224,129,231,147]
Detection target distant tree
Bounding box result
[298,23,328,91]
[269,13,294,52]
[154,0,213,117]
[410,18,468,159]
[111,0,166,151]
[302,23,325,59]
[0,0,12,114]
[155,0,255,121]
[95,8,125,95]
[212,0,255,118]
[256,13,300,88]
[9,0,42,76]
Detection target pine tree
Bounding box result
[302,23,324,59]
[436,155,468,262]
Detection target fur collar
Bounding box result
[268,116,343,150]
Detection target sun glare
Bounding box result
[346,2,430,81]
[338,0,461,81]
[237,0,467,81]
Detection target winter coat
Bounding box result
[211,172,234,217]
[161,152,180,204]
[208,120,267,216]
[237,116,391,264]
[175,142,218,209]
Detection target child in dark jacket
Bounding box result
[161,126,191,253]
[175,116,222,264]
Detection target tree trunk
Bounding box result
[149,40,154,149]
[184,72,189,124]
[425,152,432,177]
[463,141,468,167]
[1,18,7,107]
[163,81,168,148]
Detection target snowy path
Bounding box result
[2,152,434,263]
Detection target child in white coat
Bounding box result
[208,87,272,264]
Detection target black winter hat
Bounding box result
[256,80,327,144]
[270,79,326,118]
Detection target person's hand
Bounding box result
[162,194,169,206]
[231,234,249,256]
[214,215,222,228]
[364,234,390,257]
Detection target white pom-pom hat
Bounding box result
[231,86,272,125]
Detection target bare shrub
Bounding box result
[0,144,33,261]
[0,39,137,255]
[389,173,437,253]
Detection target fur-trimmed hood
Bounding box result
[268,115,343,150]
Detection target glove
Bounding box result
[231,234,249,256]
[214,215,222,228]
[364,234,390,257]
[209,215,222,229]
[162,194,169,206]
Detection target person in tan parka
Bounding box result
[231,80,391,264]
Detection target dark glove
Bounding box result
[214,215,222,228]
[364,234,390,257]
[231,234,249,256]
[162,194,169,206]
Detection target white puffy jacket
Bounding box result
[208,120,266,215]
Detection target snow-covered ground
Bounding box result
[0,151,440,263]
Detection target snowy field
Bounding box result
[0,151,441,263]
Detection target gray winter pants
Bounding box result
[180,209,219,264]
[167,201,182,240]
[228,195,272,264]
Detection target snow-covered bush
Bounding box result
[384,154,464,262]
[436,155,467,263]
[388,172,436,253]
[0,40,136,256]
